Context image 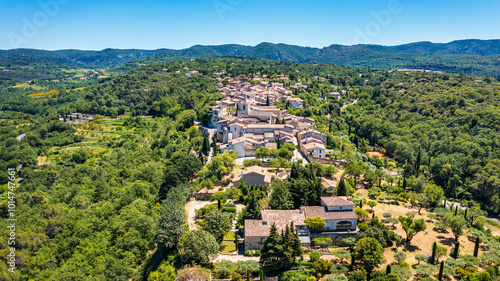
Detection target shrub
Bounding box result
[254,250,261,257]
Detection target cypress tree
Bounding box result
[431,242,437,264]
[453,242,459,259]
[402,178,407,190]
[247,268,250,281]
[337,179,347,196]
[260,270,264,281]
[464,208,468,218]
[473,237,480,257]
[455,206,458,216]
[202,136,210,156]
[386,265,392,275]
[282,118,286,124]
[350,254,355,269]
[416,147,421,176]
[359,200,363,208]
[218,199,221,210]
[438,261,444,281]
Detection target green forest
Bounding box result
[1,56,500,280]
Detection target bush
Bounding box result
[222,207,236,213]
[308,250,321,262]
[244,250,251,257]
[254,250,261,257]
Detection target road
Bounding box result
[444,200,500,225]
[341,99,359,110]
[194,121,216,163]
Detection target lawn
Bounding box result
[220,231,237,254]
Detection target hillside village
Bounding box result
[211,75,347,162]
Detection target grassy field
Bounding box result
[12,83,46,91]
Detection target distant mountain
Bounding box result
[1,39,500,76]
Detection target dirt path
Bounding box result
[185,200,216,230]
[213,254,260,263]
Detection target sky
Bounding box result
[1,0,500,50]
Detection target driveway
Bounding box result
[185,200,216,230]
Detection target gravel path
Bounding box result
[185,200,216,230]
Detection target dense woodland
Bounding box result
[0,56,500,280]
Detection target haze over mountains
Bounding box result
[1,39,500,76]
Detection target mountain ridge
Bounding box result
[1,39,500,76]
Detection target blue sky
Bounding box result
[1,0,499,50]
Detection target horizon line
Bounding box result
[1,38,499,52]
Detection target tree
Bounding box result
[269,179,293,210]
[337,179,347,196]
[383,212,392,221]
[415,254,427,264]
[424,184,444,210]
[443,213,467,241]
[398,215,427,244]
[304,217,326,231]
[260,224,281,272]
[367,201,377,212]
[410,192,427,215]
[241,191,261,223]
[345,164,364,187]
[332,249,351,264]
[431,242,437,264]
[355,207,370,222]
[394,252,406,263]
[202,136,210,157]
[469,203,487,225]
[180,230,219,264]
[435,244,447,263]
[204,209,232,243]
[157,188,186,250]
[452,242,460,259]
[255,147,270,161]
[353,238,386,278]
[473,237,480,257]
[313,259,331,275]
[226,186,242,201]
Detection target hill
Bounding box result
[1,39,500,76]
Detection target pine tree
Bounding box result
[473,237,480,257]
[260,223,282,272]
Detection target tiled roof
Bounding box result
[303,142,326,150]
[245,209,306,237]
[243,166,266,175]
[321,196,354,207]
[301,206,357,220]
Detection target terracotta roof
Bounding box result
[245,209,306,237]
[303,143,326,150]
[243,166,266,175]
[301,206,357,220]
[321,196,355,207]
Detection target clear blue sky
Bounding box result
[1,0,499,50]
